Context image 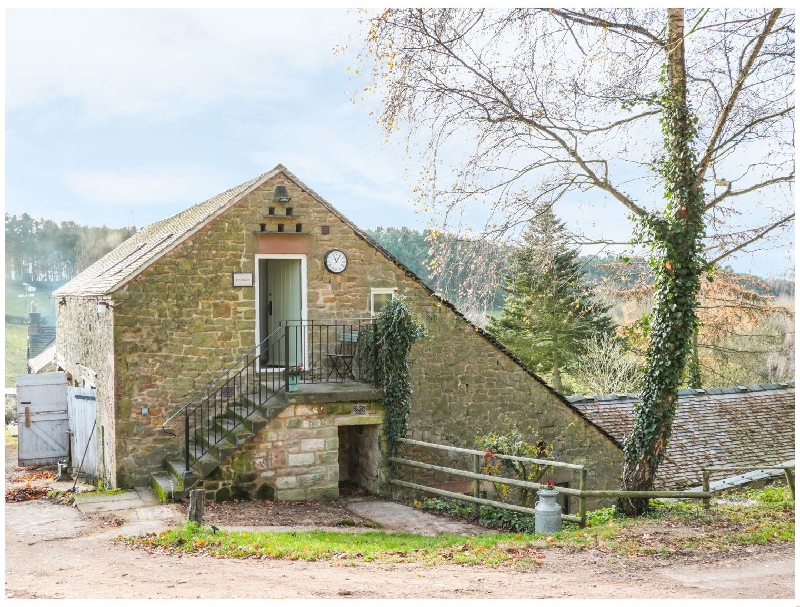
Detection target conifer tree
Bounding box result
[488,209,614,392]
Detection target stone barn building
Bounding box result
[53,165,623,506]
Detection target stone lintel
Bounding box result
[334,414,384,426]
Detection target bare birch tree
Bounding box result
[360,8,794,514]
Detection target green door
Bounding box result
[259,258,302,366]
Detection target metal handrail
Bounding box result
[178,328,290,475]
[162,326,284,431]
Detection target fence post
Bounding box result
[284,329,290,392]
[188,488,205,524]
[473,453,481,520]
[784,466,795,500]
[702,470,711,509]
[579,467,587,528]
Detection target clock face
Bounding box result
[324,249,348,273]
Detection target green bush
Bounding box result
[477,507,537,533]
[724,483,793,506]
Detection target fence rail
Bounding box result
[392,437,589,525]
[702,463,795,506]
[389,438,759,528]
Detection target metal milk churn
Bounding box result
[534,489,562,533]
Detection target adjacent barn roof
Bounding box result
[27,324,56,360]
[28,343,57,374]
[568,383,795,490]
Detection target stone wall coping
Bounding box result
[279,383,382,405]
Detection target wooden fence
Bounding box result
[389,438,751,528]
[702,464,795,507]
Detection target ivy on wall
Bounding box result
[373,295,427,456]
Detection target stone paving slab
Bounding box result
[133,505,180,521]
[343,498,492,536]
[5,500,89,544]
[75,492,147,514]
[135,487,161,507]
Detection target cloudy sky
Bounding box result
[4,8,794,278]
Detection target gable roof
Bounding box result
[54,169,276,297]
[569,383,795,490]
[52,163,618,441]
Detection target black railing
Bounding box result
[162,319,377,477]
[279,318,377,384]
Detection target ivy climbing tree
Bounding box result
[620,11,707,515]
[360,8,794,515]
[373,295,427,456]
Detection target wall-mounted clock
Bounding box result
[324,249,348,274]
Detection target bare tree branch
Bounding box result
[706,213,795,267]
[697,8,783,181]
[705,173,795,210]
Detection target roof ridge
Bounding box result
[54,168,280,297]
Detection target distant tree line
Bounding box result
[5,213,137,282]
[365,227,794,305]
[366,227,507,313]
[366,225,794,393]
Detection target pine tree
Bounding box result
[487,210,614,392]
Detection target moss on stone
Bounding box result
[231,450,253,472]
[215,486,233,502]
[255,483,275,500]
[151,478,169,504]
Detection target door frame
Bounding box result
[254,254,308,365]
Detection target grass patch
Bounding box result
[5,323,28,388]
[121,485,793,565]
[5,279,57,317]
[119,524,547,567]
[5,279,61,388]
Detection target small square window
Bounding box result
[371,288,397,317]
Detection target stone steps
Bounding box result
[150,392,289,503]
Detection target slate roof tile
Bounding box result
[53,170,269,297]
[572,384,795,489]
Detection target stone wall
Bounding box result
[76,168,622,492]
[400,297,625,506]
[55,298,117,485]
[207,395,385,501]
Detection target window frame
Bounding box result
[370,287,397,317]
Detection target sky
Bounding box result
[4,8,795,280]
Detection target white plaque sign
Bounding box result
[231,272,253,287]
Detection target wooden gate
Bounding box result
[16,373,69,466]
[67,387,98,481]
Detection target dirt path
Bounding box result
[4,498,794,600]
[4,444,795,599]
